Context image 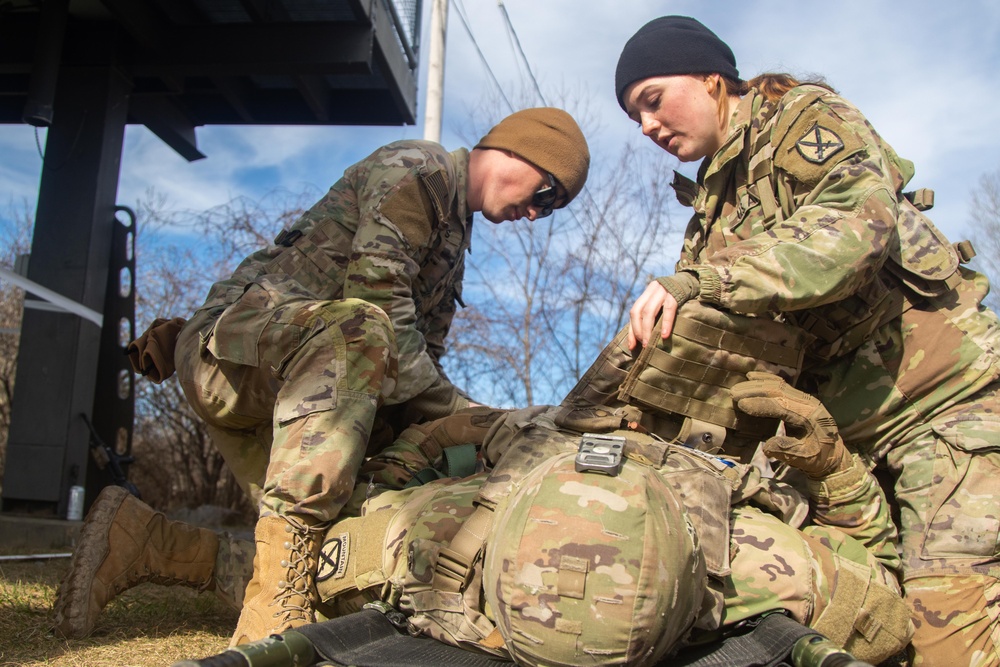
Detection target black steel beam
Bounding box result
[130,22,375,77]
[96,0,166,51]
[2,65,131,516]
[128,94,205,162]
[235,0,336,123]
[354,0,417,124]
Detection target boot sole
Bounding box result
[51,486,131,639]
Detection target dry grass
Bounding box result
[0,557,238,667]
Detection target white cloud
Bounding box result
[2,0,998,242]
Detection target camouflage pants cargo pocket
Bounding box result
[260,298,397,519]
[205,277,316,368]
[887,412,1000,667]
[886,414,1000,569]
[268,297,396,425]
[918,417,1000,563]
[402,539,502,657]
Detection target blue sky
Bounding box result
[2,0,999,245]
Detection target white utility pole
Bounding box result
[423,0,448,142]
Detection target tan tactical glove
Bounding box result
[731,371,852,479]
[410,406,511,456]
[354,406,511,498]
[126,317,187,383]
[655,271,701,307]
[403,375,471,422]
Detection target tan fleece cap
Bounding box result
[475,107,590,203]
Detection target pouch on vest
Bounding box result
[803,535,914,665]
[617,301,811,454]
[886,197,963,296]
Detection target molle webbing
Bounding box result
[791,275,910,361]
[618,302,810,440]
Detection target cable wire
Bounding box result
[453,0,515,113]
[496,1,548,106]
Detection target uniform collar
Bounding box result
[452,147,471,223]
[700,92,759,182]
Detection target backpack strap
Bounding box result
[432,504,494,594]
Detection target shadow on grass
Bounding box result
[0,557,238,667]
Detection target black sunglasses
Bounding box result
[532,173,563,219]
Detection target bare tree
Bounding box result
[0,200,32,480]
[970,168,1000,312]
[444,90,682,407]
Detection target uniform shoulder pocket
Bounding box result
[380,176,438,249]
[774,103,867,188]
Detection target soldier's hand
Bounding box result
[413,406,511,454]
[627,273,699,350]
[731,372,852,479]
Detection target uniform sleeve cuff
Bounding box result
[692,266,723,305]
[806,454,869,504]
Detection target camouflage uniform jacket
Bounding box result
[195,140,473,407]
[673,85,1000,457]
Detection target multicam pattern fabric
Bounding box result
[670,83,1000,665]
[174,141,476,523]
[199,140,472,408]
[214,531,256,611]
[484,451,704,667]
[299,415,910,665]
[176,296,397,520]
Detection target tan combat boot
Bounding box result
[229,514,326,647]
[53,486,220,639]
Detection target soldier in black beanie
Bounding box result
[614,16,739,111]
[615,15,1000,667]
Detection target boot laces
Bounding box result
[270,516,327,623]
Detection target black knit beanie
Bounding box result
[615,16,740,110]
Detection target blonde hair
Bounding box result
[714,73,835,124]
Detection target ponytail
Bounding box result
[740,73,835,102]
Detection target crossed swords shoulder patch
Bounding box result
[316,533,350,583]
[795,123,845,164]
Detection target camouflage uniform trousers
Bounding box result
[884,389,1000,667]
[723,505,910,662]
[175,283,398,524]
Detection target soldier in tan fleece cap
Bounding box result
[55,106,589,648]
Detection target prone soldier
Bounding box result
[54,302,913,665]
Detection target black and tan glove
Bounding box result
[355,406,510,494]
[126,317,187,383]
[731,371,853,479]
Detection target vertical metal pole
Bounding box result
[422,0,448,143]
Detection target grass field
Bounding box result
[0,557,238,666]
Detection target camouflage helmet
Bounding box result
[483,452,706,667]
